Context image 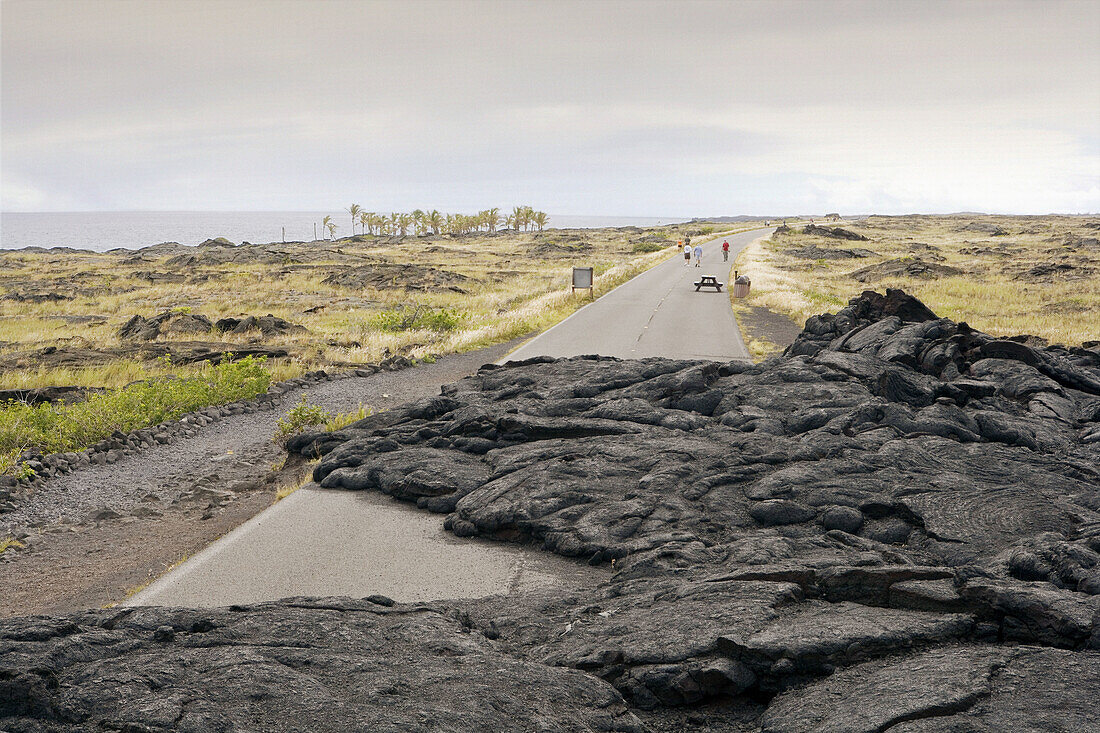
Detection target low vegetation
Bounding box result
[0,219,760,473]
[325,404,369,432]
[733,215,1100,346]
[275,397,371,441]
[274,395,330,440]
[0,356,270,474]
[275,466,318,502]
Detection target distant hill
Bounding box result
[688,215,794,223]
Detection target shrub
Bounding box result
[275,395,330,439]
[631,242,666,253]
[371,306,464,332]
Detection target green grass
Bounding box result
[325,404,370,431]
[0,355,270,474]
[370,306,465,332]
[274,398,371,441]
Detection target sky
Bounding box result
[2,0,1098,216]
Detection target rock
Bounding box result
[749,500,817,526]
[323,264,472,293]
[0,600,644,732]
[786,244,876,259]
[0,341,288,370]
[0,386,102,406]
[801,224,870,240]
[847,257,964,283]
[719,602,974,680]
[960,221,1009,236]
[5,288,1100,730]
[0,290,71,303]
[215,314,309,337]
[117,311,213,340]
[1015,262,1093,280]
[821,505,864,533]
[88,507,122,523]
[760,646,1100,733]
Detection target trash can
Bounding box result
[732,275,751,298]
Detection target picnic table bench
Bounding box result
[694,275,724,292]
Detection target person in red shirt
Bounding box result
[722,240,730,262]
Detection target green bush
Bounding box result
[631,242,666,253]
[371,306,464,332]
[275,395,331,439]
[0,355,271,475]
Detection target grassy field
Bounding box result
[732,215,1100,353]
[0,223,754,388]
[0,222,758,472]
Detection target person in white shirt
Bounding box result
[683,242,692,266]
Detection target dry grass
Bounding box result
[0,223,751,390]
[275,469,316,502]
[118,551,193,603]
[733,215,1100,345]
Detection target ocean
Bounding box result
[0,211,684,252]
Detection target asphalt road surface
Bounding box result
[128,487,603,608]
[128,228,767,608]
[503,227,771,362]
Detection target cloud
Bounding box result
[2,0,1098,213]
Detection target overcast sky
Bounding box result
[2,0,1098,215]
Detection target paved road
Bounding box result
[127,229,767,608]
[503,227,771,362]
[128,486,604,608]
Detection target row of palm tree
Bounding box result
[327,205,549,239]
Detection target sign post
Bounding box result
[571,267,594,296]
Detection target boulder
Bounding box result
[847,257,964,282]
[801,224,870,240]
[117,311,213,340]
[215,314,308,337]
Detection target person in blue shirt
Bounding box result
[692,243,703,267]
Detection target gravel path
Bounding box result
[1,339,522,535]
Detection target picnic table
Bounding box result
[694,275,724,292]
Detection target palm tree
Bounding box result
[532,211,549,232]
[366,212,381,235]
[326,221,338,240]
[486,207,500,233]
[426,210,443,235]
[397,213,413,236]
[411,209,426,236]
[322,215,333,240]
[346,204,362,234]
[359,211,370,235]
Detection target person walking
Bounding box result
[683,241,692,266]
[693,243,703,267]
[722,240,730,262]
